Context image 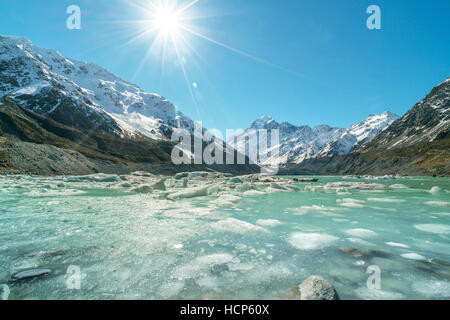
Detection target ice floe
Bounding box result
[414,224,450,234]
[211,218,266,234]
[412,280,450,298]
[256,219,282,227]
[385,242,410,249]
[345,228,377,238]
[289,232,339,250]
[424,201,450,207]
[400,253,427,261]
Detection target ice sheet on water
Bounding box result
[355,287,405,300]
[172,253,235,280]
[345,228,377,238]
[324,182,388,191]
[389,184,409,189]
[400,253,427,261]
[211,218,266,234]
[211,194,242,207]
[385,242,410,248]
[412,280,450,298]
[25,189,85,197]
[368,198,405,203]
[424,201,450,207]
[337,198,365,208]
[414,224,450,235]
[66,174,120,183]
[289,232,339,250]
[429,186,442,194]
[256,219,282,227]
[243,190,265,196]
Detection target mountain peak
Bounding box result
[250,115,277,129]
[0,33,196,139]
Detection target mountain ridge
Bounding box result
[229,111,399,166]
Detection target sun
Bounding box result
[153,7,180,35]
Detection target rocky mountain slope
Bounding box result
[317,111,399,158]
[0,98,259,175]
[281,78,450,176]
[0,35,194,139]
[229,112,398,166]
[0,35,257,175]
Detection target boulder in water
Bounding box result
[296,276,340,300]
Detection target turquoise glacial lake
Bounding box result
[0,174,449,300]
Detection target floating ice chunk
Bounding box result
[256,219,282,227]
[289,232,339,250]
[339,202,364,208]
[211,218,266,234]
[337,198,365,208]
[355,287,405,300]
[26,189,85,197]
[173,244,184,249]
[424,201,450,207]
[167,186,209,200]
[332,218,349,223]
[414,224,450,235]
[429,186,442,194]
[211,194,241,207]
[158,281,185,299]
[385,242,410,248]
[401,253,427,261]
[389,184,409,189]
[195,253,234,265]
[173,253,234,280]
[368,198,405,203]
[324,182,388,191]
[66,174,119,183]
[345,228,377,238]
[412,280,450,298]
[11,268,52,281]
[243,190,265,196]
[338,198,365,204]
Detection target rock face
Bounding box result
[297,276,340,300]
[280,78,450,176]
[0,35,195,139]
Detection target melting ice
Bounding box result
[0,173,449,300]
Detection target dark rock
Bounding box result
[296,276,340,300]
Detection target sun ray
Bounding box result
[171,33,201,119]
[180,25,306,78]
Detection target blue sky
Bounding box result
[1,0,449,133]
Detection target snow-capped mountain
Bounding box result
[0,35,194,139]
[357,77,450,152]
[317,111,400,157]
[230,112,399,165]
[228,116,346,165]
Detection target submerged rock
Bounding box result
[339,248,390,259]
[175,172,189,180]
[11,268,52,281]
[296,276,340,300]
[229,177,243,184]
